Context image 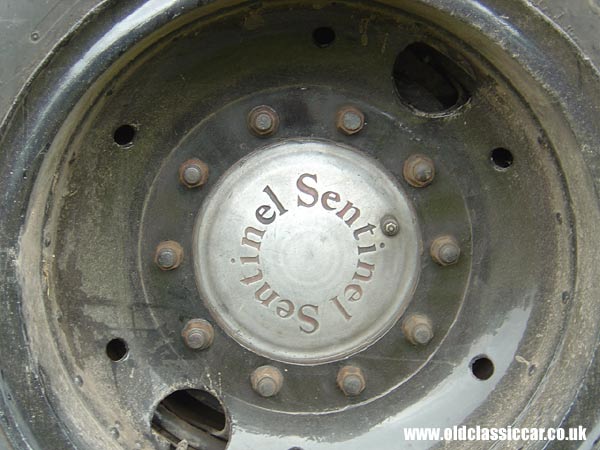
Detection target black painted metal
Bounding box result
[1,1,600,449]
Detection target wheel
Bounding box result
[1,1,600,449]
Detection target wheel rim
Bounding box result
[1,1,600,449]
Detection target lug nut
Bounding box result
[403,154,435,187]
[430,235,461,266]
[154,241,184,271]
[179,159,209,188]
[251,366,283,397]
[337,366,366,396]
[402,314,434,345]
[248,105,279,137]
[381,215,400,236]
[336,106,365,135]
[182,319,214,350]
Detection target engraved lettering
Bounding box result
[255,282,280,306]
[330,296,352,321]
[357,244,377,255]
[353,223,376,240]
[353,260,375,282]
[321,191,341,211]
[241,269,263,285]
[263,185,288,216]
[297,173,319,207]
[345,284,363,302]
[336,201,361,227]
[298,304,320,334]
[256,204,276,225]
[242,227,266,250]
[276,299,295,318]
[240,255,260,265]
[237,171,382,335]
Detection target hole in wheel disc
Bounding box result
[471,356,494,380]
[106,338,128,362]
[113,124,136,147]
[491,147,514,170]
[393,42,471,114]
[313,27,336,48]
[152,389,228,449]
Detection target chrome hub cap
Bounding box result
[194,140,421,364]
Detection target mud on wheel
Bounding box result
[1,1,600,449]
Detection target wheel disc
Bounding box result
[1,1,599,449]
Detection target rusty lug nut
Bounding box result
[403,314,434,345]
[251,365,283,397]
[182,319,214,350]
[431,235,461,266]
[403,154,435,188]
[155,241,184,271]
[337,366,366,396]
[336,106,365,135]
[248,105,279,137]
[381,215,400,237]
[179,159,209,188]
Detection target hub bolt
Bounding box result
[182,319,214,350]
[402,314,434,345]
[248,105,279,136]
[154,241,184,271]
[381,215,400,236]
[337,366,366,396]
[403,154,435,188]
[336,106,365,135]
[179,159,209,189]
[431,235,461,266]
[251,366,283,397]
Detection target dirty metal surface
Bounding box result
[0,0,599,449]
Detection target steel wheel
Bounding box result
[1,1,600,449]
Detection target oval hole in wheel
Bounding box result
[393,42,473,115]
[151,389,229,449]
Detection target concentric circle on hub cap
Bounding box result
[194,140,421,364]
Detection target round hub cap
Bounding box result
[194,140,421,364]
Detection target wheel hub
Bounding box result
[194,139,421,364]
